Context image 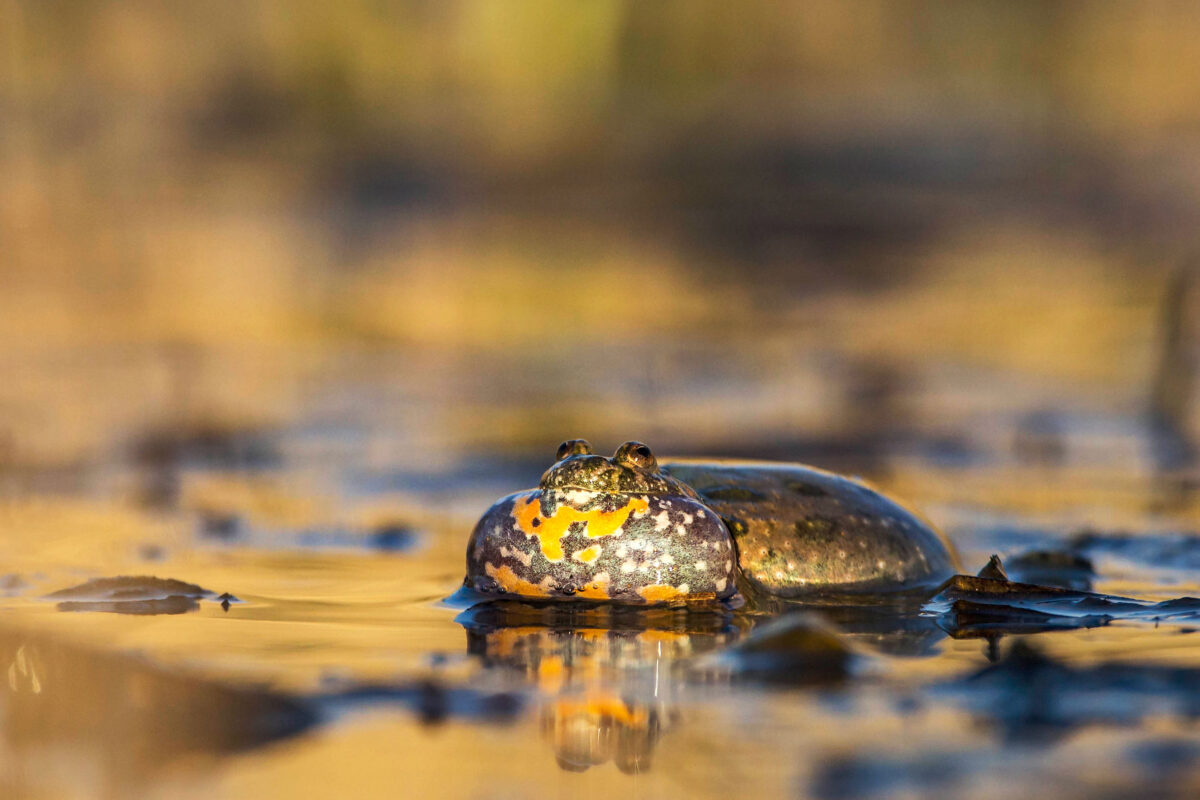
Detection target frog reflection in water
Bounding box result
[465,439,960,606]
[461,605,739,773]
[458,600,868,773]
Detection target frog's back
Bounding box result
[661,460,959,597]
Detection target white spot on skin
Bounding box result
[621,560,637,574]
[682,512,693,525]
[678,583,689,594]
[725,560,732,571]
[653,511,671,531]
[696,510,706,519]
[674,524,687,537]
[658,553,674,565]
[563,490,594,505]
[715,577,727,592]
[695,561,707,572]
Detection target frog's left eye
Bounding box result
[614,441,658,471]
[556,439,593,460]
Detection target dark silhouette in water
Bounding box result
[949,639,1200,741]
[45,576,218,615]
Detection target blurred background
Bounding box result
[2,0,1200,520]
[7,5,1200,799]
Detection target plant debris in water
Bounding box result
[45,576,223,615]
[925,555,1200,637]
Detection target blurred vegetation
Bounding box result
[1,1,1199,492]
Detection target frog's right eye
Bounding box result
[614,441,658,472]
[555,439,593,461]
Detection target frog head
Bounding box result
[465,439,737,606]
[539,440,700,499]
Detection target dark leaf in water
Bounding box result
[45,576,227,615]
[46,576,210,601]
[929,571,1200,634]
[939,598,1111,638]
[934,574,1082,601]
[56,597,201,615]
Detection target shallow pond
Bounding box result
[8,5,1200,797]
[2,350,1200,800]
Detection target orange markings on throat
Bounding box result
[574,545,601,563]
[485,563,549,598]
[574,571,612,600]
[637,584,685,604]
[513,495,649,562]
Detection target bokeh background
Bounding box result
[7,5,1200,799]
[3,0,1200,518]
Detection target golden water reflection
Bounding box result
[459,602,738,773]
[0,625,314,800]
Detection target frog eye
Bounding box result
[555,439,593,461]
[614,441,658,471]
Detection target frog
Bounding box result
[464,439,960,606]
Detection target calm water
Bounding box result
[2,340,1199,800]
[7,5,1200,798]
